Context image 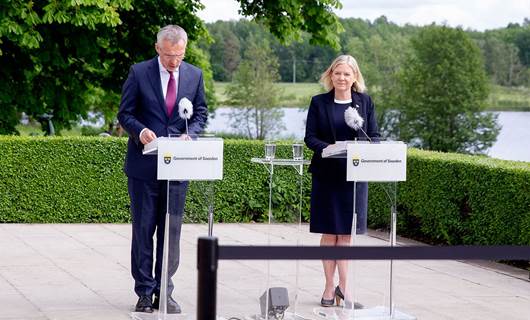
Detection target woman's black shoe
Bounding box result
[320,296,335,307]
[335,286,364,309]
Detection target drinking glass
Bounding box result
[292,142,303,160]
[264,141,276,161]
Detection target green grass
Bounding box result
[214,81,322,107]
[279,82,323,107]
[15,123,43,136]
[212,82,230,103]
[214,82,530,111]
[486,85,530,111]
[16,122,83,137]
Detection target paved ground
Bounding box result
[0,223,528,320]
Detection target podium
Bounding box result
[132,136,223,320]
[315,140,415,320]
[248,156,310,320]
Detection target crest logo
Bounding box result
[163,153,172,165]
[352,154,360,167]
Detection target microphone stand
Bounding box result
[358,126,372,143]
[183,109,189,136]
[351,119,371,143]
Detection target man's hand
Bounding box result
[140,128,157,144]
[179,134,192,141]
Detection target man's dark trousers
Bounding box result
[128,178,189,297]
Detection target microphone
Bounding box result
[178,97,193,119]
[178,97,193,135]
[345,105,371,142]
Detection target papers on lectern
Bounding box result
[322,141,348,158]
[142,139,158,155]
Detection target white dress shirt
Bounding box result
[140,58,180,140]
[158,56,179,99]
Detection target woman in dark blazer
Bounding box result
[304,55,380,308]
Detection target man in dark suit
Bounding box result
[117,25,207,314]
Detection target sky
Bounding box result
[197,0,530,31]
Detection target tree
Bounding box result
[479,36,527,86]
[0,0,131,134]
[344,29,412,139]
[395,25,499,154]
[514,26,530,67]
[225,38,284,139]
[236,0,344,50]
[1,0,345,134]
[0,0,210,134]
[204,22,242,81]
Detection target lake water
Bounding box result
[488,112,530,162]
[206,108,530,162]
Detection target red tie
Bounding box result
[165,70,176,116]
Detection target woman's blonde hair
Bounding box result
[319,55,366,93]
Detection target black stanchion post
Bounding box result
[197,237,218,320]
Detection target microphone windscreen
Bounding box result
[344,106,364,130]
[178,98,194,120]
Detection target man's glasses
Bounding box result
[162,52,185,60]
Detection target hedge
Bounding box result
[0,137,529,247]
[0,137,311,224]
[375,149,530,246]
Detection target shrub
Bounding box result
[0,136,129,222]
[0,137,310,224]
[368,149,530,246]
[1,137,528,247]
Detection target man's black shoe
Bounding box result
[153,295,182,314]
[135,295,153,313]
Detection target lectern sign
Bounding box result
[346,141,407,182]
[157,137,223,180]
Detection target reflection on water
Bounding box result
[207,107,307,140]
[206,108,530,162]
[487,112,530,162]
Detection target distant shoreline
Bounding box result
[214,82,530,111]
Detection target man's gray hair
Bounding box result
[157,25,188,45]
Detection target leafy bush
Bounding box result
[368,149,530,246]
[1,137,528,247]
[0,137,129,222]
[0,137,310,224]
[185,140,311,223]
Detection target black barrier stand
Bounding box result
[196,238,530,320]
[197,237,218,320]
